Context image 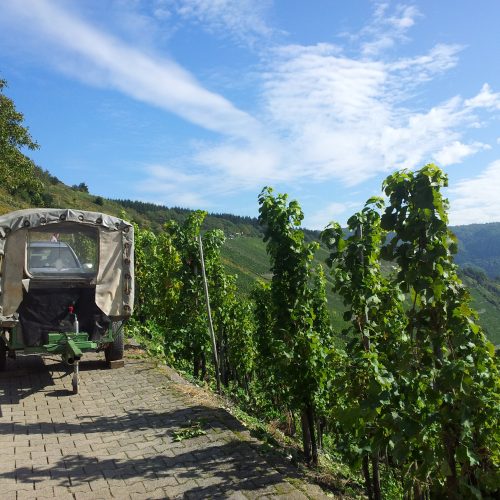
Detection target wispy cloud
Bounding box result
[449,160,500,225]
[434,141,490,166]
[387,43,463,90]
[257,42,493,186]
[358,2,422,56]
[1,0,260,139]
[165,0,275,47]
[130,2,500,213]
[305,201,360,230]
[465,83,500,110]
[138,164,213,208]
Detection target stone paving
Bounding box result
[0,349,328,499]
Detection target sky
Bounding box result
[1,0,500,229]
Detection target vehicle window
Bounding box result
[27,225,98,277]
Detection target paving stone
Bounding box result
[32,486,56,498]
[0,477,18,491]
[74,489,113,500]
[225,492,249,500]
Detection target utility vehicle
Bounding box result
[0,208,134,393]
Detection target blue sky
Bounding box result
[1,0,500,228]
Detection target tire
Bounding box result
[105,321,124,363]
[0,338,6,372]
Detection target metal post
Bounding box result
[197,234,221,393]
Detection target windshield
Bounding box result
[27,225,98,278]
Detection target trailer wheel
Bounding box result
[0,339,6,372]
[105,322,124,363]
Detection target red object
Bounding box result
[68,305,74,314]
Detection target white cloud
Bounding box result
[130,32,499,197]
[194,141,284,185]
[388,43,463,89]
[1,0,260,139]
[257,43,494,186]
[2,0,500,218]
[138,164,212,207]
[465,83,500,110]
[434,141,490,166]
[305,202,360,230]
[359,3,421,56]
[449,160,500,225]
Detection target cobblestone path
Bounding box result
[0,350,328,499]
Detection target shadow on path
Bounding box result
[0,354,306,498]
[0,438,298,498]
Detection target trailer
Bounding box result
[0,208,134,393]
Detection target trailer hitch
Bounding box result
[64,338,82,365]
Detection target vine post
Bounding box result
[198,233,221,393]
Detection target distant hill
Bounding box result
[452,223,500,279]
[221,234,500,345]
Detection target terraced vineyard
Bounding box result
[222,235,347,331]
[222,235,500,345]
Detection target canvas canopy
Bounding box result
[0,208,134,326]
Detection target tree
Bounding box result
[131,225,181,362]
[166,211,211,377]
[72,182,89,193]
[0,78,44,203]
[199,228,256,390]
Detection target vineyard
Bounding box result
[128,165,500,499]
[2,77,499,499]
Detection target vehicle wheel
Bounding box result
[105,322,124,363]
[0,338,6,372]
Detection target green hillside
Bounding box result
[221,236,347,330]
[1,170,499,343]
[221,234,500,343]
[459,266,500,344]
